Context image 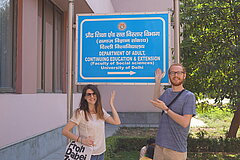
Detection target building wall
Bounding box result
[0,0,89,150]
[99,85,160,112]
[111,0,172,13]
[86,0,115,13]
[0,93,81,149]
[96,0,174,114]
[0,126,66,160]
[21,0,38,93]
[0,0,173,159]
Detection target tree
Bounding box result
[180,0,240,137]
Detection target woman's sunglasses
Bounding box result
[86,93,96,97]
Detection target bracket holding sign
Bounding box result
[75,12,170,85]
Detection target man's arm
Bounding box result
[153,68,165,100]
[166,109,193,128]
[150,99,193,128]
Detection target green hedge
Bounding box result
[105,136,150,160]
[188,137,240,152]
[105,136,240,159]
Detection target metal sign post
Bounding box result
[174,0,180,63]
[67,0,74,126]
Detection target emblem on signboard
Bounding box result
[118,22,126,31]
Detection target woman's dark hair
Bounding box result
[77,84,104,121]
[147,138,155,146]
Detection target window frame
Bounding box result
[0,0,17,93]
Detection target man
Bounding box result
[150,64,196,160]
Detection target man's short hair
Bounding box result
[168,63,186,73]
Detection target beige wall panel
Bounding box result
[22,0,38,93]
[0,93,81,148]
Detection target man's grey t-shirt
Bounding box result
[156,88,196,152]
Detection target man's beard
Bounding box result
[170,77,184,86]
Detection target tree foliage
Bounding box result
[180,0,239,108]
[180,0,240,137]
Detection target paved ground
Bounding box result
[190,117,207,127]
[42,119,205,160]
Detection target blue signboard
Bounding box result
[76,13,170,84]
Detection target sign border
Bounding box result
[75,12,171,85]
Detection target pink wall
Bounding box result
[112,0,172,13]
[88,0,174,113]
[86,0,115,13]
[0,94,81,148]
[99,85,160,112]
[1,0,174,149]
[22,0,38,93]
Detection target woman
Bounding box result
[62,84,121,160]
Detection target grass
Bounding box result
[191,106,240,138]
[108,105,240,159]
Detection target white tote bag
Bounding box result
[64,141,93,160]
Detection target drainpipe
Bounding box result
[67,0,74,131]
[174,0,180,63]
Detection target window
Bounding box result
[37,0,64,93]
[0,0,17,92]
[53,7,64,92]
